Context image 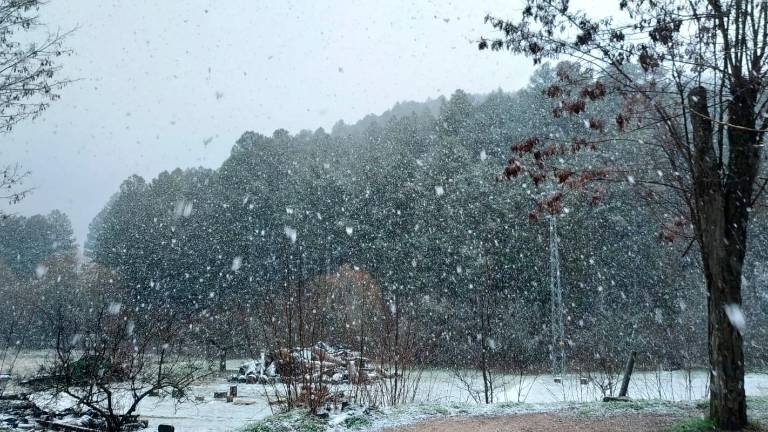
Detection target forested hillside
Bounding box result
[71,64,767,375]
[2,64,766,387]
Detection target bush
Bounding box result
[666,418,715,432]
[241,411,326,432]
[342,415,372,429]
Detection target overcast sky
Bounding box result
[3,0,538,246]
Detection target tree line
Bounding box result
[3,65,766,385]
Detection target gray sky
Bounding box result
[3,0,537,246]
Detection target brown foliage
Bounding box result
[587,117,604,132]
[638,47,660,71]
[541,193,562,214]
[571,137,587,152]
[530,171,546,186]
[511,137,539,153]
[543,144,562,157]
[562,99,586,114]
[615,113,627,131]
[579,81,606,101]
[555,168,574,184]
[545,84,562,98]
[502,158,524,179]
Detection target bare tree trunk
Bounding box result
[480,251,492,404]
[480,317,489,404]
[705,266,747,429]
[689,86,753,429]
[618,351,636,398]
[393,293,400,406]
[219,349,227,373]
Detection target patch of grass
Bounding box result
[417,403,451,416]
[748,396,768,421]
[572,399,696,419]
[666,418,715,432]
[694,400,709,411]
[496,401,533,410]
[448,402,471,414]
[342,414,372,429]
[240,411,326,432]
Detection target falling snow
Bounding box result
[724,304,746,334]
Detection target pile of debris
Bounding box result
[0,394,147,432]
[231,342,391,385]
[0,393,44,431]
[0,393,146,432]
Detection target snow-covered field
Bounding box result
[413,368,768,404]
[129,369,767,431]
[7,353,768,432]
[154,370,766,431]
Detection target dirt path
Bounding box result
[384,413,683,432]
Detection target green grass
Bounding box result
[495,401,535,410]
[573,398,695,418]
[748,396,768,422]
[342,414,372,429]
[240,411,327,432]
[414,403,451,416]
[689,396,768,429]
[666,418,716,432]
[695,400,709,410]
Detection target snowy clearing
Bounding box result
[11,360,768,431]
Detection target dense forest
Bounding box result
[2,64,767,384]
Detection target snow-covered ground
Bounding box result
[29,380,275,432]
[412,368,768,404]
[8,353,768,432]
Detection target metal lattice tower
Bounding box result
[549,216,566,378]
